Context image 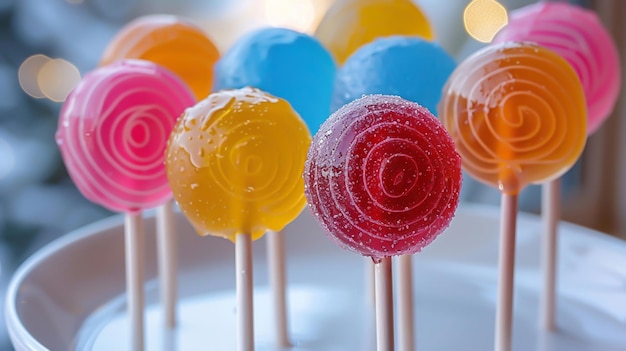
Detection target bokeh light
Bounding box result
[463,0,508,43]
[37,58,81,102]
[265,0,316,32]
[18,54,51,99]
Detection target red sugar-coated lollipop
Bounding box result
[305,95,462,260]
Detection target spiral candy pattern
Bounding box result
[56,59,196,213]
[439,43,587,195]
[100,14,220,100]
[493,2,621,134]
[305,95,462,259]
[166,87,311,242]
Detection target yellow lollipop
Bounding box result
[315,0,434,65]
[166,87,311,242]
[166,87,310,349]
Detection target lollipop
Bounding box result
[332,35,456,350]
[213,27,334,345]
[439,42,587,351]
[56,59,196,351]
[214,27,336,134]
[101,14,220,100]
[101,14,217,327]
[333,36,455,114]
[494,2,621,133]
[166,87,310,351]
[315,0,434,65]
[493,3,621,330]
[305,95,462,350]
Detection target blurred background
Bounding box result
[0,0,623,349]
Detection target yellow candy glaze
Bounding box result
[315,0,434,65]
[166,87,311,241]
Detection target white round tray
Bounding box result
[6,204,626,350]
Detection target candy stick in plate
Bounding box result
[305,95,462,351]
[315,0,433,65]
[101,14,219,327]
[493,2,622,330]
[165,87,311,351]
[56,59,195,350]
[214,26,335,346]
[439,42,587,351]
[333,36,456,351]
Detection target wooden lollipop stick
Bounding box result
[541,178,560,331]
[236,233,254,351]
[397,254,415,351]
[156,199,178,328]
[375,257,395,351]
[267,230,290,347]
[125,212,145,351]
[495,194,518,351]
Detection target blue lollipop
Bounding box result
[214,27,336,134]
[332,36,456,114]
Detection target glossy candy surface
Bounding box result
[315,0,434,65]
[439,43,587,195]
[332,36,455,114]
[166,87,311,242]
[305,95,462,259]
[493,2,621,134]
[101,15,220,100]
[214,27,336,134]
[56,60,196,213]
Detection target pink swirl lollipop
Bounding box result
[305,94,462,259]
[56,59,195,350]
[57,59,195,213]
[493,2,621,134]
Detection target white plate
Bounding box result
[6,204,626,351]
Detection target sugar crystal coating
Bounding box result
[304,95,462,259]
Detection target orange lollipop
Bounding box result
[101,14,220,100]
[440,42,586,195]
[439,42,586,351]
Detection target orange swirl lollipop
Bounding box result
[101,14,219,100]
[315,0,433,65]
[440,42,586,195]
[166,87,310,350]
[439,42,586,351]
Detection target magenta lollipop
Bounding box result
[56,59,195,350]
[305,95,462,350]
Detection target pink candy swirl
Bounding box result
[56,60,196,213]
[493,2,621,134]
[304,95,462,259]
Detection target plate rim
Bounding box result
[5,203,625,351]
